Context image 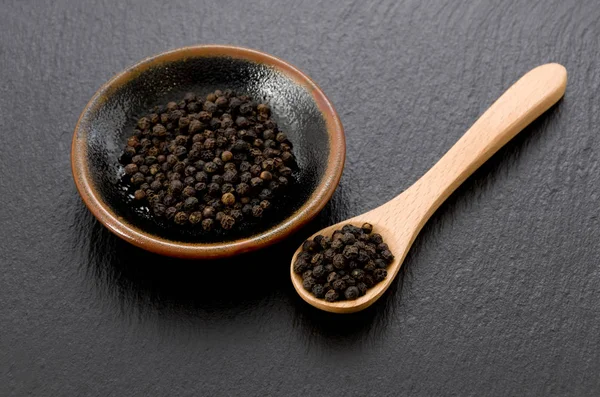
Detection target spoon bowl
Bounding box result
[291,63,568,313]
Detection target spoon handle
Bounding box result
[403,63,567,219]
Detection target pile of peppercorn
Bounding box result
[294,223,395,302]
[120,90,296,231]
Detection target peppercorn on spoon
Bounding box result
[291,63,567,313]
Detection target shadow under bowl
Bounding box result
[71,45,345,259]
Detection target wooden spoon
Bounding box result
[290,63,567,313]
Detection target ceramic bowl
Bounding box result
[71,45,345,259]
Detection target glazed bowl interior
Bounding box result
[72,46,344,259]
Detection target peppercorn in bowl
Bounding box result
[71,45,345,259]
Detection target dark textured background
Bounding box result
[1,0,599,396]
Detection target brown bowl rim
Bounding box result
[71,45,345,259]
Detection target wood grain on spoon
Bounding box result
[291,63,568,313]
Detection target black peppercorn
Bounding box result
[343,245,359,259]
[134,190,145,200]
[221,192,235,206]
[215,96,228,108]
[168,179,183,194]
[249,164,262,176]
[204,162,218,174]
[230,209,243,222]
[303,277,316,291]
[238,173,251,185]
[220,215,235,230]
[277,176,289,187]
[332,254,345,269]
[152,124,167,137]
[206,183,220,196]
[354,283,366,296]
[236,116,249,128]
[258,189,272,201]
[187,211,201,224]
[293,258,309,274]
[130,131,141,140]
[211,174,224,185]
[344,286,359,300]
[188,120,202,134]
[223,170,238,184]
[312,284,325,298]
[278,167,292,177]
[311,254,324,267]
[256,103,269,114]
[183,197,198,210]
[181,186,195,198]
[303,240,319,252]
[124,163,138,175]
[194,182,207,193]
[275,132,287,143]
[137,117,151,130]
[364,261,376,272]
[122,146,137,160]
[165,207,177,220]
[251,205,263,218]
[153,203,166,217]
[162,194,175,207]
[332,279,347,291]
[202,206,215,219]
[201,218,213,231]
[324,289,339,302]
[297,252,311,261]
[323,249,335,262]
[373,268,387,282]
[183,165,195,176]
[203,101,217,113]
[260,171,272,181]
[381,250,394,263]
[239,102,253,115]
[363,275,374,288]
[361,223,373,234]
[194,171,208,183]
[234,183,250,196]
[149,164,160,175]
[221,183,234,194]
[131,172,145,185]
[374,259,387,269]
[174,211,188,225]
[331,239,344,251]
[350,269,365,281]
[131,155,144,166]
[241,204,253,215]
[280,151,295,166]
[327,272,339,283]
[341,232,356,245]
[370,233,383,244]
[357,250,369,263]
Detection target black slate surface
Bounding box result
[1,1,599,396]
